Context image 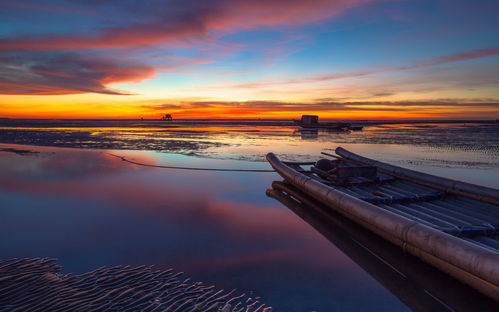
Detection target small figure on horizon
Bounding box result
[161,114,172,121]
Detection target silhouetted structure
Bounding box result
[294,115,350,130]
[161,114,172,121]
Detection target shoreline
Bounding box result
[1,122,497,158]
[0,118,497,129]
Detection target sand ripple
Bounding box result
[0,258,271,312]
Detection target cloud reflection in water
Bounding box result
[0,144,410,311]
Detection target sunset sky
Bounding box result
[1,0,498,119]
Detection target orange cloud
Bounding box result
[141,99,499,119]
[0,52,155,95]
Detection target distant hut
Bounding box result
[161,114,173,121]
[301,115,319,125]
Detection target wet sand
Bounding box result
[0,121,498,160]
[0,258,270,311]
[2,120,497,189]
[0,121,498,311]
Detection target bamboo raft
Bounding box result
[0,258,271,311]
[267,147,499,301]
[267,181,497,311]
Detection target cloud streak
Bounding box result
[142,99,499,115]
[0,52,155,95]
[396,48,499,70]
[0,0,373,51]
[227,48,499,89]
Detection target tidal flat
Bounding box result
[0,120,498,311]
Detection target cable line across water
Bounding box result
[107,153,276,172]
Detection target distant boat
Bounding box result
[293,115,350,130]
[267,147,499,301]
[348,125,363,131]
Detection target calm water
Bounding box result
[1,121,498,311]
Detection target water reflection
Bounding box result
[293,128,353,140]
[267,181,498,311]
[0,144,410,311]
[297,129,319,140]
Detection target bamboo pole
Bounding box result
[268,182,498,310]
[335,147,499,205]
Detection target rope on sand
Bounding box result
[107,153,276,172]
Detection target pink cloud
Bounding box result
[0,0,374,51]
[397,48,499,70]
[0,0,380,95]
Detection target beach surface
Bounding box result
[1,120,498,311]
